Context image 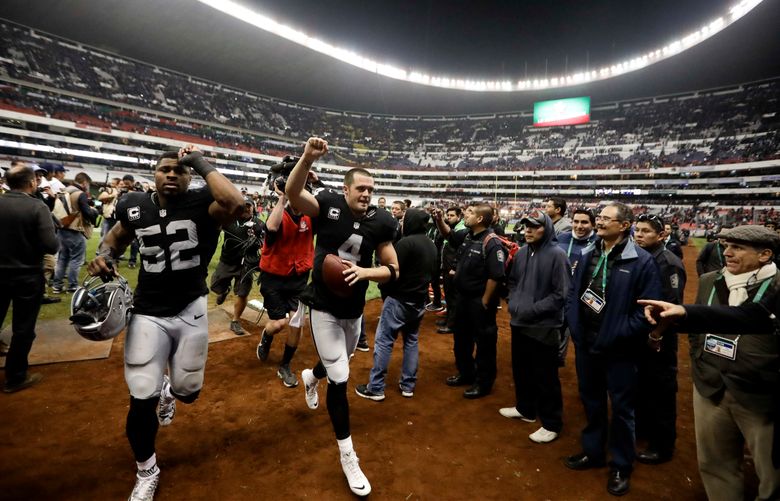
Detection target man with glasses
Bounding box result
[564,202,662,497]
[633,213,687,465]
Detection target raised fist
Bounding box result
[303,137,328,161]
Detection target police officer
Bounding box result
[633,213,687,465]
[434,203,505,399]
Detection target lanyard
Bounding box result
[590,252,609,291]
[707,274,774,306]
[567,237,574,258]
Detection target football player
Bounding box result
[87,145,243,501]
[286,137,399,497]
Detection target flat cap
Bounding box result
[717,225,780,250]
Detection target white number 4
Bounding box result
[338,234,363,263]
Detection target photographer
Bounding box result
[51,172,99,293]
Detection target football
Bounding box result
[322,254,354,298]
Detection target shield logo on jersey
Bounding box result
[328,207,341,220]
[127,207,141,221]
[299,220,308,232]
[670,273,679,289]
[159,209,167,218]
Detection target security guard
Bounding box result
[633,213,687,465]
[434,203,505,399]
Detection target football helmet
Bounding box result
[70,274,133,341]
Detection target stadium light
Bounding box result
[196,0,763,92]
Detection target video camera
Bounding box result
[266,155,325,195]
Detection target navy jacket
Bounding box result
[567,237,663,354]
[557,230,597,272]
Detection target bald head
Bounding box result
[6,165,36,192]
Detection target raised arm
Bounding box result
[178,145,244,226]
[285,137,328,218]
[265,185,287,232]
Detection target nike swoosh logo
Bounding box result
[194,314,205,320]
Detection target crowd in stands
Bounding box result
[1,20,779,175]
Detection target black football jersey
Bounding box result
[309,188,396,318]
[116,188,220,316]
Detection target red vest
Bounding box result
[260,210,314,276]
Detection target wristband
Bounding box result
[384,264,397,282]
[181,151,217,178]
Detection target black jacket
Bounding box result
[0,191,59,274]
[380,209,438,305]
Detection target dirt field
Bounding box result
[0,245,751,500]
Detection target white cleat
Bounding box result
[340,451,371,497]
[301,369,319,410]
[157,375,176,427]
[128,466,160,501]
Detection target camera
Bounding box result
[265,155,324,196]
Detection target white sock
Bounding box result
[137,453,157,474]
[337,436,354,456]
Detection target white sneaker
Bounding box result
[499,407,536,422]
[128,466,160,501]
[302,369,319,410]
[157,375,176,427]
[529,427,559,444]
[340,451,371,496]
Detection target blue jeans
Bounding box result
[53,230,86,290]
[367,297,424,394]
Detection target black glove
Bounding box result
[180,151,217,178]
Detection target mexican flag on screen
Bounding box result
[533,97,591,127]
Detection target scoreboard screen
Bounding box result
[533,97,591,127]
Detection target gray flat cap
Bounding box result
[717,225,780,250]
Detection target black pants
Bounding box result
[0,273,44,385]
[453,295,497,390]
[512,327,563,433]
[430,251,442,305]
[442,271,458,329]
[635,334,678,454]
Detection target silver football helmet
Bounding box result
[70,275,133,341]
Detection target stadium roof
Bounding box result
[1,0,779,115]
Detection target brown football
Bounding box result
[322,254,354,298]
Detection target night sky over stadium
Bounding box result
[1,0,778,114]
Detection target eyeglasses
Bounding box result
[595,215,622,223]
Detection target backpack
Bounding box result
[52,191,80,228]
[481,232,520,298]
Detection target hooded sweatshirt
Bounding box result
[507,213,571,341]
[379,208,438,305]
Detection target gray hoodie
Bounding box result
[507,213,571,341]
